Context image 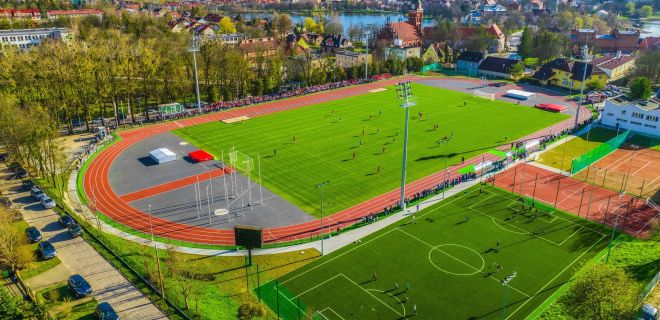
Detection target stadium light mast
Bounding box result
[500,271,517,320]
[574,44,590,130]
[438,131,454,199]
[188,34,202,115]
[316,181,330,255]
[363,30,371,80]
[148,204,165,298]
[396,81,416,212]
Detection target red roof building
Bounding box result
[639,36,660,51]
[569,28,640,54]
[377,1,424,48]
[47,9,103,20]
[0,9,41,20]
[458,23,506,52]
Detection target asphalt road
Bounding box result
[0,166,168,320]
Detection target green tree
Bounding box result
[634,49,659,83]
[629,77,653,100]
[518,26,533,59]
[586,79,605,91]
[509,62,525,79]
[560,264,637,320]
[625,2,635,16]
[237,302,264,320]
[640,5,653,18]
[303,17,317,33]
[0,286,24,320]
[219,16,236,34]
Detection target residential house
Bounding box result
[504,0,521,11]
[478,56,524,79]
[204,13,223,24]
[193,25,215,39]
[218,33,247,45]
[47,9,103,20]
[459,24,506,53]
[422,42,448,64]
[481,4,507,15]
[601,96,659,136]
[168,20,186,33]
[569,28,640,54]
[0,9,42,20]
[590,53,636,82]
[456,51,485,74]
[0,28,71,49]
[335,50,372,68]
[639,37,660,51]
[320,34,352,52]
[531,58,607,90]
[238,37,280,60]
[387,46,421,60]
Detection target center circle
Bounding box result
[428,244,485,276]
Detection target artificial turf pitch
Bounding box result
[258,184,609,320]
[174,84,568,216]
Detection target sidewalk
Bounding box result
[1,168,167,320]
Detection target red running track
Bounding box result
[83,76,591,245]
[493,163,658,237]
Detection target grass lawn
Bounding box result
[258,184,610,320]
[36,282,98,319]
[174,83,568,216]
[536,127,618,173]
[12,220,61,280]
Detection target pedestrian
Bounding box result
[331,109,335,115]
[372,273,377,281]
[412,216,417,224]
[353,152,356,160]
[377,165,381,174]
[405,283,410,292]
[379,109,383,115]
[464,100,467,107]
[413,304,417,315]
[416,203,420,212]
[496,240,500,252]
[465,215,470,223]
[404,296,409,303]
[359,139,362,146]
[339,116,343,122]
[274,149,277,156]
[382,146,386,154]
[362,128,365,136]
[395,282,399,290]
[461,156,465,164]
[293,135,296,143]
[369,114,372,120]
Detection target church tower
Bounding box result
[408,0,423,32]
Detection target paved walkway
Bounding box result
[0,168,167,320]
[25,263,70,291]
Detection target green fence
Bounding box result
[570,130,631,175]
[421,63,441,74]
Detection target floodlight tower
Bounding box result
[574,44,590,130]
[316,180,330,255]
[188,34,202,115]
[500,271,518,320]
[363,30,371,80]
[396,81,416,212]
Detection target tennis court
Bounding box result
[259,185,608,319]
[573,136,660,198]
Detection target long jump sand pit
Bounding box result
[222,116,250,124]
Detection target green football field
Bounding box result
[174,84,569,216]
[258,185,609,320]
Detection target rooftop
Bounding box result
[609,96,660,111]
[0,28,70,36]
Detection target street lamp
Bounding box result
[363,30,371,80]
[148,204,165,298]
[438,131,454,199]
[188,34,202,115]
[500,271,518,320]
[575,44,590,130]
[316,181,330,255]
[396,81,416,212]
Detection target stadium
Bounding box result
[76,76,659,319]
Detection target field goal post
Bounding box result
[473,89,495,101]
[228,147,263,206]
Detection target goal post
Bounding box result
[472,89,495,101]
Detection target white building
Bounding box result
[0,28,71,49]
[218,33,247,45]
[601,97,660,136]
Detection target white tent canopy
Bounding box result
[149,148,176,164]
[505,90,535,100]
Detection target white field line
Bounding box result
[505,235,607,320]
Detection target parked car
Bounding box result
[30,187,45,200]
[38,241,57,259]
[638,303,658,320]
[95,302,120,320]
[40,196,56,209]
[0,196,12,208]
[25,226,42,243]
[58,215,75,228]
[68,274,92,298]
[22,180,34,191]
[68,223,83,237]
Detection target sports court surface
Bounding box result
[572,135,660,198]
[494,163,659,237]
[259,184,608,320]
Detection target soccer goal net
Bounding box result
[228,148,254,175]
[473,89,495,101]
